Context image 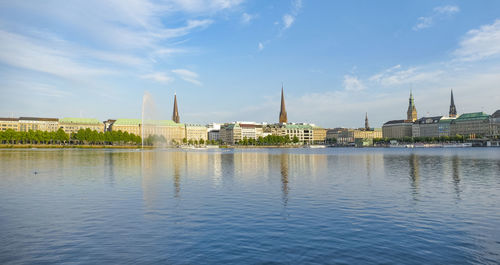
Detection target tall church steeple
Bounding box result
[365,112,370,130]
[172,93,180,123]
[406,90,417,122]
[279,85,288,123]
[449,89,457,118]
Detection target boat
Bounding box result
[442,143,472,148]
[305,145,326,148]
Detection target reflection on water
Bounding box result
[452,155,461,199]
[280,153,289,207]
[1,148,500,264]
[409,153,420,198]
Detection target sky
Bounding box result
[1,0,500,128]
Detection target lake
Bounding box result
[1,148,499,264]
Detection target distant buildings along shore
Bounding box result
[382,90,500,140]
[1,86,499,146]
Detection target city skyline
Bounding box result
[1,1,500,128]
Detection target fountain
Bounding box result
[141,91,160,148]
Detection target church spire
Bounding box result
[365,112,370,130]
[406,89,417,122]
[449,89,457,118]
[172,93,180,123]
[279,84,288,124]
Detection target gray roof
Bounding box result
[492,110,500,118]
[383,119,406,125]
[415,116,442,124]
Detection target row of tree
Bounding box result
[237,135,301,145]
[0,128,141,145]
[373,135,468,144]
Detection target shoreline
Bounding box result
[0,144,147,149]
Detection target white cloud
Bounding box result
[172,69,202,86]
[281,0,302,31]
[414,16,434,31]
[258,42,264,51]
[369,65,443,87]
[241,12,255,24]
[283,14,295,29]
[0,30,115,79]
[453,19,500,61]
[413,5,459,31]
[342,75,365,91]
[166,0,244,13]
[141,72,174,83]
[434,5,460,15]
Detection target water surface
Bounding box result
[1,148,499,264]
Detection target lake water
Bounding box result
[0,148,499,264]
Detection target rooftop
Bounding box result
[383,120,406,125]
[113,119,184,127]
[19,117,58,122]
[59,117,102,125]
[0,118,19,121]
[415,116,442,124]
[454,112,490,121]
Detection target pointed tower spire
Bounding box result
[172,93,180,123]
[279,84,288,124]
[449,89,457,118]
[406,89,417,122]
[365,112,370,130]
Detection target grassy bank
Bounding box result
[0,144,149,149]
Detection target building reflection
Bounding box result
[409,153,420,198]
[452,155,461,199]
[172,152,184,198]
[280,153,289,207]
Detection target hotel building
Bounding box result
[59,118,104,134]
[0,118,19,131]
[18,117,59,132]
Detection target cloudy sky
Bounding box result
[1,0,499,128]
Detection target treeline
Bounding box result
[373,135,468,144]
[0,128,141,145]
[237,135,300,145]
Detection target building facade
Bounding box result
[112,119,185,143]
[312,127,327,144]
[382,120,413,139]
[490,110,500,138]
[185,124,208,141]
[264,123,314,143]
[59,118,104,134]
[0,118,19,131]
[18,117,59,132]
[220,122,263,144]
[450,112,490,138]
[327,127,382,145]
[412,116,442,138]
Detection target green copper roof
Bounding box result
[114,119,141,126]
[223,123,240,129]
[59,117,102,125]
[455,112,490,121]
[285,124,313,129]
[113,118,184,127]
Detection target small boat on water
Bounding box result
[305,145,326,148]
[442,143,472,148]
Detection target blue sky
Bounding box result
[1,0,499,128]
